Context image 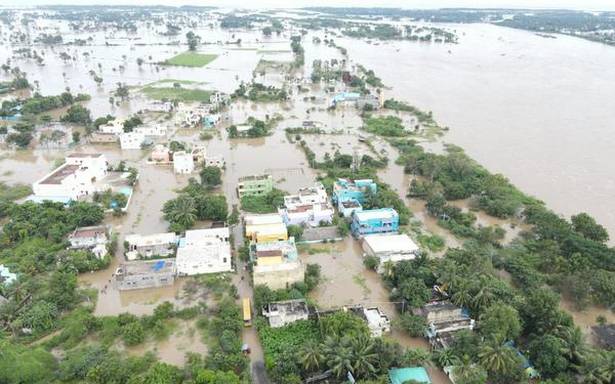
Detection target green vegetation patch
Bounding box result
[141,86,212,102]
[162,52,218,67]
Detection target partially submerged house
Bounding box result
[332,178,377,217]
[351,208,399,238]
[244,214,288,244]
[134,124,166,137]
[173,151,195,174]
[237,174,274,198]
[68,225,109,259]
[114,259,176,290]
[252,237,304,289]
[414,301,475,349]
[119,131,145,150]
[278,183,334,227]
[262,299,309,328]
[125,232,178,261]
[32,153,108,202]
[176,228,232,275]
[361,307,391,337]
[151,144,171,163]
[362,233,420,272]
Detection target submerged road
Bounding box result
[232,224,271,384]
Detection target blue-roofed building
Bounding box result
[388,367,431,384]
[332,178,377,206]
[351,208,399,237]
[331,92,361,107]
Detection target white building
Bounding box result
[361,233,420,273]
[125,232,178,261]
[134,125,166,137]
[176,227,232,275]
[120,132,145,150]
[32,153,108,201]
[99,120,124,135]
[279,183,334,227]
[209,91,230,106]
[262,299,309,328]
[68,225,109,259]
[173,151,195,174]
[147,101,173,113]
[362,307,391,337]
[283,183,329,209]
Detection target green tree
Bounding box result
[298,340,323,372]
[528,334,569,378]
[479,303,521,341]
[287,224,303,240]
[397,277,430,308]
[122,321,145,346]
[162,195,197,231]
[61,104,92,124]
[200,166,222,188]
[186,31,200,51]
[477,338,521,380]
[0,340,57,384]
[399,313,427,337]
[571,212,609,243]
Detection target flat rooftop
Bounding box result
[354,208,398,221]
[239,174,272,182]
[245,213,284,226]
[71,226,107,239]
[363,234,419,253]
[39,164,80,185]
[125,232,177,247]
[117,259,176,276]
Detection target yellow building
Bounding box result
[244,214,288,243]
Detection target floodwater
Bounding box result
[339,23,615,241]
[115,319,208,366]
[300,238,451,384]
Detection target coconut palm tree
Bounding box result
[298,340,323,373]
[325,336,354,378]
[471,276,496,312]
[432,347,460,368]
[350,334,378,379]
[477,338,519,377]
[558,326,586,366]
[162,195,197,230]
[451,281,472,309]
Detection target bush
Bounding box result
[363,255,380,271]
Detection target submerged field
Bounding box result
[163,52,218,67]
[140,86,212,102]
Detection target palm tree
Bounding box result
[350,334,378,379]
[477,338,518,377]
[451,281,472,309]
[432,347,460,368]
[471,276,495,312]
[298,341,323,373]
[578,351,613,384]
[325,336,354,378]
[558,326,586,366]
[162,195,196,230]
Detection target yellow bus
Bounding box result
[242,298,252,327]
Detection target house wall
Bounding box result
[237,177,274,198]
[253,263,305,290]
[115,271,175,290]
